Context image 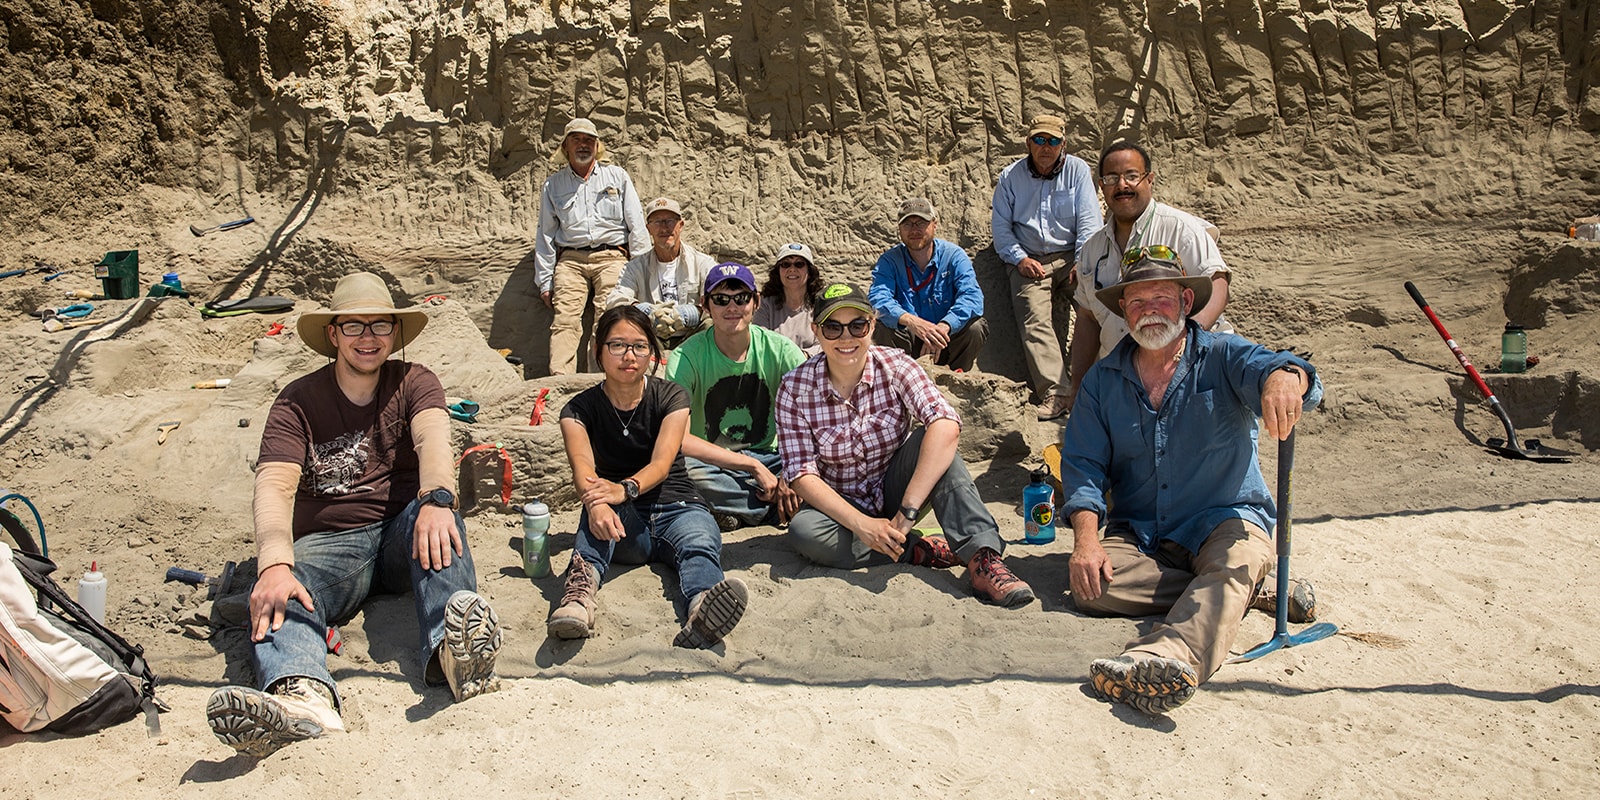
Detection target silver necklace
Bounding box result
[607,377,644,437]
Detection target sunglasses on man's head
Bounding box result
[1030,134,1063,146]
[819,318,871,340]
[1121,244,1181,268]
[708,291,754,307]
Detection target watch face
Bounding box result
[429,488,455,506]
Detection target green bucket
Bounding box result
[95,250,139,300]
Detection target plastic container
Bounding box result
[1572,223,1599,241]
[94,250,139,300]
[522,500,552,578]
[1500,324,1527,374]
[1023,468,1056,544]
[78,561,107,624]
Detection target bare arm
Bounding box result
[1190,272,1230,330]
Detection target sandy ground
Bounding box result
[3,216,1599,798]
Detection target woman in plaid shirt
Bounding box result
[774,283,1035,607]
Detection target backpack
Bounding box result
[0,541,159,734]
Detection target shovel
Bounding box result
[1404,281,1573,463]
[1228,430,1339,664]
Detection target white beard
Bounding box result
[1129,313,1185,350]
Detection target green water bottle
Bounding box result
[521,500,551,578]
[1500,324,1527,373]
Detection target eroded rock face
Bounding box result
[3,0,1597,244]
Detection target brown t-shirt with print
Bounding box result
[258,361,447,536]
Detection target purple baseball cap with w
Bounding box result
[703,261,757,294]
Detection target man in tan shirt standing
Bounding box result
[534,117,650,374]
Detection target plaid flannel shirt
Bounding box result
[776,347,960,511]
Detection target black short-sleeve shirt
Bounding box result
[560,375,705,508]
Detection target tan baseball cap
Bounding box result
[644,197,682,220]
[1028,114,1066,140]
[897,197,937,224]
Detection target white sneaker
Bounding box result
[441,590,503,702]
[207,678,344,757]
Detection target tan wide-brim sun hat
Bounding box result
[296,271,429,358]
[1094,252,1212,319]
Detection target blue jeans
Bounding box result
[787,427,1005,569]
[251,499,477,699]
[683,450,784,526]
[574,500,725,603]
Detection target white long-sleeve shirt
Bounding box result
[533,162,649,292]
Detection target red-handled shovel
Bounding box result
[1404,281,1572,463]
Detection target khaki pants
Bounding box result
[549,248,627,374]
[1073,519,1273,681]
[1008,252,1073,398]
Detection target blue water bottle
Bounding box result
[1023,468,1056,544]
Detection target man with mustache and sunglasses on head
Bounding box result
[991,114,1103,421]
[1062,140,1233,414]
[667,262,806,531]
[1059,252,1319,714]
[774,283,1035,608]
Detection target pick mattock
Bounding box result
[1404,281,1573,463]
[1228,430,1339,664]
[189,215,255,237]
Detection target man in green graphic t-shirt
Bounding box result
[666,262,806,531]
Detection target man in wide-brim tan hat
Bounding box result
[1057,252,1321,716]
[207,271,503,758]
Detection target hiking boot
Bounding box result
[1035,394,1072,421]
[907,533,960,569]
[440,591,503,702]
[714,513,743,532]
[967,548,1036,607]
[1089,655,1198,715]
[207,677,343,757]
[547,553,599,639]
[1250,576,1318,623]
[673,577,749,649]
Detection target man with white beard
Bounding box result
[1056,251,1321,714]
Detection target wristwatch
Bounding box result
[421,487,458,510]
[621,479,640,501]
[899,505,919,521]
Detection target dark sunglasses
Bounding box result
[819,318,871,340]
[708,291,755,307]
[1030,134,1063,146]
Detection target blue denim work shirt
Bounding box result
[868,239,985,333]
[1059,322,1323,555]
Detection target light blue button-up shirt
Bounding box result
[868,239,985,332]
[1060,322,1322,554]
[990,155,1103,265]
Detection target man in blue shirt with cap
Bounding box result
[869,197,988,372]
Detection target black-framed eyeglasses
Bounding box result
[819,318,871,340]
[1099,171,1150,187]
[1029,134,1063,146]
[335,319,396,337]
[708,292,754,307]
[603,340,652,357]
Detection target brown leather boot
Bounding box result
[547,553,599,639]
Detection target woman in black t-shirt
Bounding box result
[549,306,749,649]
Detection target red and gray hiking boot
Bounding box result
[547,553,599,639]
[907,533,961,569]
[967,548,1035,607]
